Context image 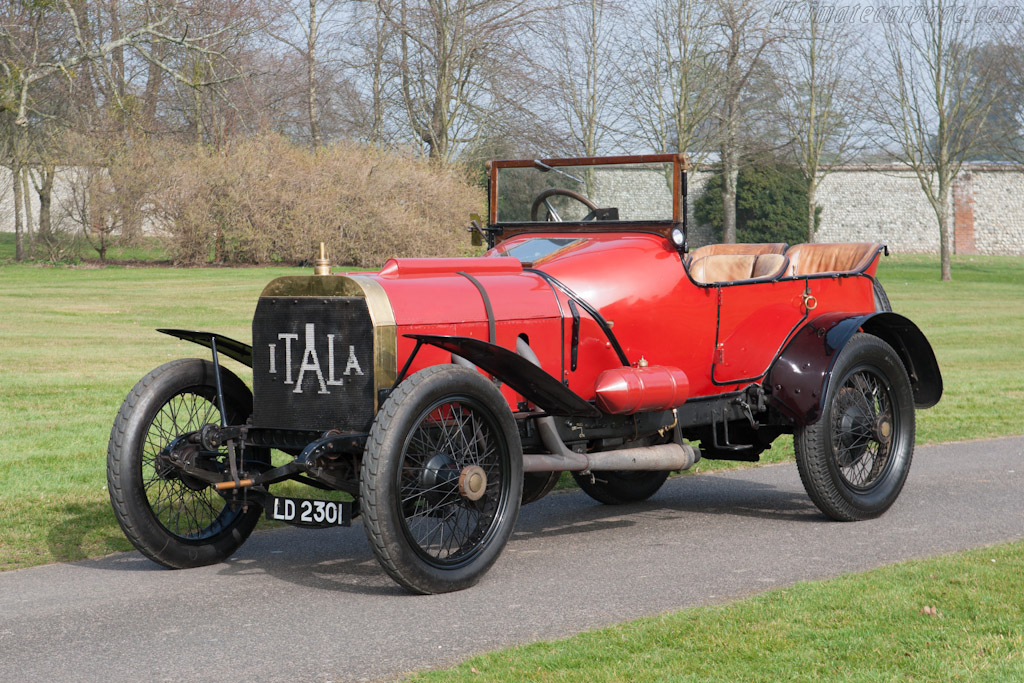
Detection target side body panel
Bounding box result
[497,232,882,403]
[712,275,876,386]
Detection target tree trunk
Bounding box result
[22,167,34,241]
[720,143,738,243]
[36,166,56,261]
[142,45,166,130]
[807,176,817,242]
[37,166,54,238]
[12,158,26,261]
[938,177,952,281]
[307,0,322,149]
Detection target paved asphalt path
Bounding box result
[2,437,1022,682]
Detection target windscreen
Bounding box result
[497,238,584,264]
[495,161,676,223]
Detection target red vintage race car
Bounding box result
[108,154,942,594]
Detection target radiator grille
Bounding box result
[252,297,375,431]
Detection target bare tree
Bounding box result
[269,0,351,148]
[1,0,71,259]
[626,0,719,162]
[1,119,29,260]
[873,0,1006,280]
[380,0,548,162]
[710,0,778,243]
[1,0,274,262]
[550,0,623,158]
[772,0,861,241]
[344,0,398,147]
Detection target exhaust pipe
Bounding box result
[522,442,700,473]
[515,338,700,474]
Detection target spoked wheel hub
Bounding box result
[154,448,180,482]
[155,443,221,492]
[830,371,896,490]
[420,453,459,506]
[836,394,874,464]
[418,454,491,507]
[459,465,487,502]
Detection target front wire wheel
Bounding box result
[107,359,268,568]
[361,366,523,594]
[794,334,915,521]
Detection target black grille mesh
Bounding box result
[252,297,375,431]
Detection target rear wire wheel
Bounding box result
[572,470,670,505]
[361,366,523,594]
[794,334,915,521]
[107,359,268,568]
[522,471,561,504]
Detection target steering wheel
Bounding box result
[530,188,599,222]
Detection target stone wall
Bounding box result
[591,165,675,221]
[5,163,1024,255]
[0,166,77,238]
[586,163,1024,254]
[691,164,1024,255]
[812,167,939,251]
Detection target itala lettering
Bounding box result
[267,323,364,395]
[295,323,328,394]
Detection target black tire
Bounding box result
[794,333,915,521]
[107,359,268,569]
[360,365,523,594]
[871,276,892,312]
[572,470,670,505]
[522,471,561,505]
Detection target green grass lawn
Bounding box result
[412,540,1024,682]
[0,254,1021,570]
[0,252,1021,680]
[0,264,296,568]
[878,254,1024,443]
[0,231,171,263]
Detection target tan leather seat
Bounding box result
[751,253,788,279]
[685,242,787,267]
[785,242,883,276]
[689,254,758,284]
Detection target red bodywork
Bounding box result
[357,230,882,415]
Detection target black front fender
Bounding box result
[407,334,601,417]
[157,329,253,367]
[766,312,942,426]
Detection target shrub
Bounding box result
[53,134,484,266]
[58,133,173,260]
[694,156,820,245]
[155,135,485,266]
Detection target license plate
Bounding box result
[265,496,352,528]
